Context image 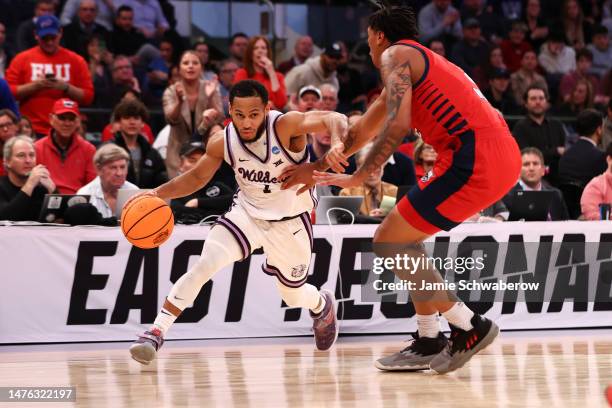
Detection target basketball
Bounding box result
[121,195,174,249]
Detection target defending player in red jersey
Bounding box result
[282,4,521,374]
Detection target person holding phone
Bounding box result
[6,15,94,138]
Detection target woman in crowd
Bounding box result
[555,78,594,146]
[473,46,507,90]
[560,0,592,49]
[162,50,222,178]
[233,36,287,110]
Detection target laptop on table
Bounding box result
[315,196,364,225]
[507,190,555,221]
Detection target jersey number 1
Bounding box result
[263,184,271,193]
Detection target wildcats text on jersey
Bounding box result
[223,110,315,220]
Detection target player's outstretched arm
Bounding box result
[314,47,413,188]
[277,110,349,194]
[277,109,348,167]
[136,131,225,203]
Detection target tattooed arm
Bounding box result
[354,47,413,178]
[312,46,414,189]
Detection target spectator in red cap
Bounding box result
[6,14,94,138]
[34,98,96,193]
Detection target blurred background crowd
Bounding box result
[1,0,612,225]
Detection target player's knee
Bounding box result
[190,242,232,278]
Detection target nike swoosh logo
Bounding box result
[173,295,184,301]
[239,158,249,162]
[293,229,302,235]
[161,310,172,316]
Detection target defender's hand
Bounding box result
[280,162,317,194]
[313,170,365,189]
[324,142,348,173]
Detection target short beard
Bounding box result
[529,109,545,118]
[240,120,267,144]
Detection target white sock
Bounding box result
[311,294,326,315]
[442,302,474,331]
[416,313,440,338]
[153,307,177,335]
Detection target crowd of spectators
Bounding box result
[1,0,612,225]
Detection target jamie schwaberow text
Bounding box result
[373,279,541,292]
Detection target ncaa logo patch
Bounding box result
[291,264,307,278]
[272,146,281,154]
[421,170,435,183]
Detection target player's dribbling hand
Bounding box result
[280,162,316,194]
[123,190,158,212]
[313,171,365,189]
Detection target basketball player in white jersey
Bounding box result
[128,80,347,365]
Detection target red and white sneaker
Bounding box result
[129,327,164,365]
[310,290,338,351]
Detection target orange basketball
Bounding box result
[121,195,174,249]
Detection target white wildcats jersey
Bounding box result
[224,110,316,220]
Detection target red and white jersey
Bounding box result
[394,39,510,152]
[223,110,316,220]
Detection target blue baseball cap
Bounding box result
[35,15,60,38]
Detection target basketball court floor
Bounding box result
[1,330,611,407]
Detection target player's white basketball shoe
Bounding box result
[375,332,448,371]
[129,327,164,365]
[311,290,338,351]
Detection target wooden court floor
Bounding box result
[1,330,611,407]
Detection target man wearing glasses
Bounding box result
[33,99,96,194]
[0,110,20,177]
[6,15,94,139]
